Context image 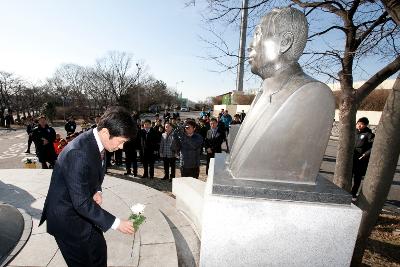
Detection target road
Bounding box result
[0,113,398,207]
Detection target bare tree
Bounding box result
[0,71,21,110]
[350,1,400,264]
[95,51,139,105]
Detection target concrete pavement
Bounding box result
[0,169,200,267]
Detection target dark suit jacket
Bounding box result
[139,128,159,160]
[40,129,115,242]
[204,127,226,154]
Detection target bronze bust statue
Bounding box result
[229,7,335,184]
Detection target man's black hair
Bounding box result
[357,117,369,125]
[97,106,137,139]
[144,119,152,124]
[185,120,197,128]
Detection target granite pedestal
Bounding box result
[199,155,362,267]
[0,204,25,266]
[228,124,240,151]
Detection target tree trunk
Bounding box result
[333,87,357,191]
[381,0,400,24]
[351,73,400,266]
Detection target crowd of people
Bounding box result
[23,109,374,199]
[24,108,247,180]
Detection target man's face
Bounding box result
[164,123,172,133]
[38,118,46,127]
[184,124,195,136]
[100,128,128,152]
[105,136,128,152]
[356,122,367,132]
[144,122,151,130]
[210,121,218,129]
[248,20,281,78]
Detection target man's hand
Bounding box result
[207,148,212,154]
[93,192,103,205]
[117,220,135,234]
[42,138,49,145]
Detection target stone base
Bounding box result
[172,177,206,238]
[200,159,362,267]
[228,124,240,150]
[213,154,352,205]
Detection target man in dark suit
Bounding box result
[40,107,137,267]
[204,118,226,175]
[139,119,158,178]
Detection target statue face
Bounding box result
[248,23,281,79]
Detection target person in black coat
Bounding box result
[163,109,171,123]
[139,119,159,178]
[204,118,226,174]
[32,116,57,169]
[352,117,375,199]
[39,107,136,267]
[25,115,35,153]
[123,136,139,176]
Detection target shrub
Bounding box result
[333,89,390,111]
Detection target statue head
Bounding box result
[248,7,308,79]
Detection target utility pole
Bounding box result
[235,0,249,92]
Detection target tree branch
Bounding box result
[291,0,347,18]
[308,25,347,40]
[355,11,389,48]
[209,0,271,21]
[356,55,400,103]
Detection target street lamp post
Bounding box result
[175,80,184,107]
[236,0,248,92]
[136,63,142,112]
[175,80,184,91]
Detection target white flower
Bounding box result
[130,203,145,215]
[21,157,38,163]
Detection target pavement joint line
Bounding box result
[45,248,59,267]
[104,187,131,208]
[140,241,175,246]
[30,232,49,236]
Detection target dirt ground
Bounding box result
[107,161,399,267]
[362,212,400,266]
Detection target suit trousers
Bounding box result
[125,154,137,175]
[162,157,176,179]
[142,155,155,178]
[181,167,200,179]
[55,227,107,267]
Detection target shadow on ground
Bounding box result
[0,180,42,219]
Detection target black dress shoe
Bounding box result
[124,172,131,176]
[161,177,168,180]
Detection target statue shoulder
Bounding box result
[293,79,334,102]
